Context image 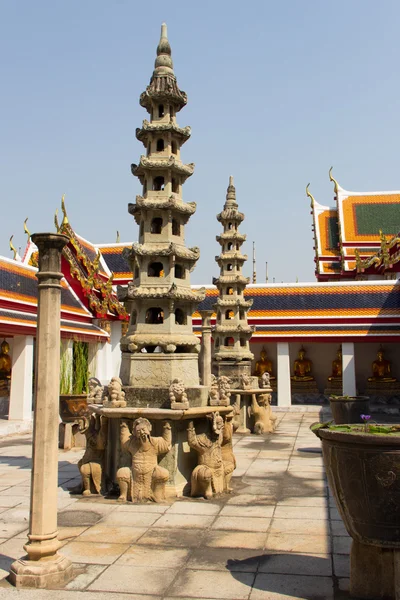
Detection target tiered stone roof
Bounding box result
[212,177,254,362]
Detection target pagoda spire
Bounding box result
[154,23,174,76]
[212,177,254,380]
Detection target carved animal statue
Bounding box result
[259,371,271,389]
[240,373,252,390]
[116,418,171,502]
[103,376,126,407]
[87,377,104,402]
[169,378,189,409]
[221,411,237,492]
[250,393,277,434]
[74,414,108,496]
[217,376,231,406]
[209,374,220,405]
[188,412,225,499]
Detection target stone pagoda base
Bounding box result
[213,360,252,388]
[121,352,201,388]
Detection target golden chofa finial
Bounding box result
[329,167,339,196]
[54,208,60,233]
[23,218,31,240]
[9,235,18,260]
[61,194,69,226]
[116,231,120,243]
[306,183,316,208]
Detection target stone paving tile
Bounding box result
[225,493,275,506]
[0,485,31,497]
[333,553,350,577]
[0,537,26,560]
[65,564,107,590]
[269,518,328,536]
[250,573,334,600]
[219,504,274,518]
[186,547,260,572]
[61,541,130,564]
[0,506,30,522]
[274,506,328,520]
[115,544,190,567]
[114,503,168,513]
[329,506,342,520]
[165,501,221,515]
[332,535,352,555]
[258,552,332,576]
[100,511,160,528]
[266,533,331,554]
[155,513,216,529]
[58,526,89,540]
[88,565,177,595]
[212,516,271,532]
[277,496,327,507]
[331,520,348,536]
[168,568,255,599]
[0,589,163,600]
[78,524,148,544]
[0,521,28,538]
[203,530,267,549]
[137,528,206,548]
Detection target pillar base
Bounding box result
[9,553,73,589]
[350,540,400,600]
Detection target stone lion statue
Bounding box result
[169,378,189,409]
[103,376,126,408]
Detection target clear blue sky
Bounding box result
[1,0,400,283]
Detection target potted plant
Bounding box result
[328,394,369,424]
[59,341,89,423]
[312,418,400,599]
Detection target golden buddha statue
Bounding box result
[291,347,314,381]
[253,348,275,379]
[0,340,11,394]
[368,348,396,382]
[328,348,342,381]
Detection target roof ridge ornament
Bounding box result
[306,183,315,208]
[9,235,18,261]
[23,218,31,241]
[61,194,69,226]
[329,167,339,196]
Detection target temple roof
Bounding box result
[136,120,191,146]
[193,282,400,341]
[95,243,132,284]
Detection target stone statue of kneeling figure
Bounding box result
[188,412,225,499]
[250,393,277,434]
[117,418,171,502]
[72,414,108,496]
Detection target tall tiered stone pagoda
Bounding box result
[120,23,206,400]
[212,177,254,383]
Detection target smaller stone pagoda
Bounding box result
[212,177,254,384]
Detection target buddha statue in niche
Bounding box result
[253,347,275,380]
[328,348,342,381]
[0,340,11,394]
[291,347,314,381]
[368,348,396,382]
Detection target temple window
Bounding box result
[240,338,246,347]
[148,262,164,277]
[171,140,177,154]
[225,309,234,320]
[172,178,179,193]
[239,309,245,320]
[131,310,137,325]
[145,307,164,324]
[172,219,180,236]
[151,217,163,233]
[174,264,185,279]
[153,176,165,191]
[228,222,233,230]
[217,311,221,322]
[170,105,175,117]
[237,289,242,295]
[156,139,164,152]
[227,287,234,295]
[143,180,147,194]
[227,263,233,271]
[215,338,220,348]
[158,104,164,118]
[175,308,186,325]
[236,244,240,250]
[224,337,235,347]
[227,242,233,251]
[139,222,144,237]
[134,266,139,278]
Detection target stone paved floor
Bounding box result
[0,411,353,600]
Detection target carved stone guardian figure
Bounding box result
[221,411,237,492]
[259,371,271,389]
[188,412,225,499]
[249,393,277,434]
[240,373,252,390]
[87,377,104,402]
[117,418,171,502]
[103,376,127,407]
[169,378,189,409]
[209,374,220,405]
[75,414,108,496]
[218,376,231,406]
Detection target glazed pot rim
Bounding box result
[315,426,400,446]
[328,396,369,402]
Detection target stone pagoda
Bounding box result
[119,23,207,405]
[212,177,254,384]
